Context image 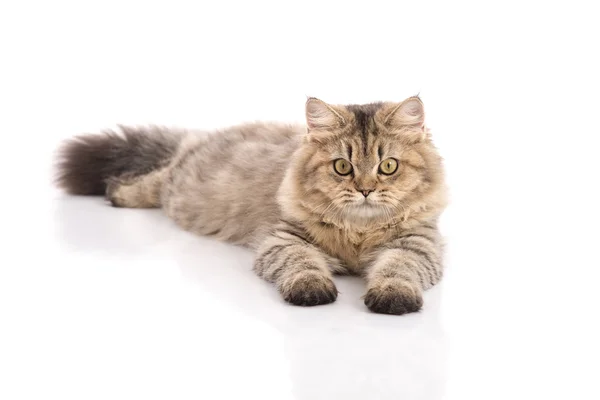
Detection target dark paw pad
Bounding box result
[364,280,423,315]
[280,271,338,307]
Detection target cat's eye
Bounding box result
[379,158,398,175]
[333,159,353,176]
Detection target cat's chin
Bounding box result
[348,202,387,220]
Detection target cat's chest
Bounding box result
[309,225,395,273]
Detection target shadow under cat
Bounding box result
[54,197,447,400]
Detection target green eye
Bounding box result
[379,158,398,175]
[333,159,353,175]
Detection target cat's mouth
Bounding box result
[358,197,381,207]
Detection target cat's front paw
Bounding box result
[364,279,423,315]
[280,270,338,307]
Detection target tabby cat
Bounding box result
[55,96,447,315]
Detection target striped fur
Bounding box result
[54,96,447,315]
[254,220,338,306]
[364,224,442,314]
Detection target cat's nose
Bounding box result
[359,189,374,197]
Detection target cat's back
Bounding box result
[183,122,304,165]
[164,122,305,247]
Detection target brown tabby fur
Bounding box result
[55,96,447,315]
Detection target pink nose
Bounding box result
[360,189,374,197]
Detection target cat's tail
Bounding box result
[54,126,184,195]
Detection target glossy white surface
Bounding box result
[1,1,600,399]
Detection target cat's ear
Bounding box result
[378,96,426,138]
[305,98,347,131]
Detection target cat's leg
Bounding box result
[364,224,443,315]
[106,168,167,208]
[254,222,338,306]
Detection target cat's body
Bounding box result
[56,97,447,314]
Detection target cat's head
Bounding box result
[280,96,447,229]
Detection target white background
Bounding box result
[1,1,599,399]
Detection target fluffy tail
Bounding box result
[55,125,183,195]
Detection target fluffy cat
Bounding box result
[55,96,447,315]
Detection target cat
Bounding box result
[55,96,447,315]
